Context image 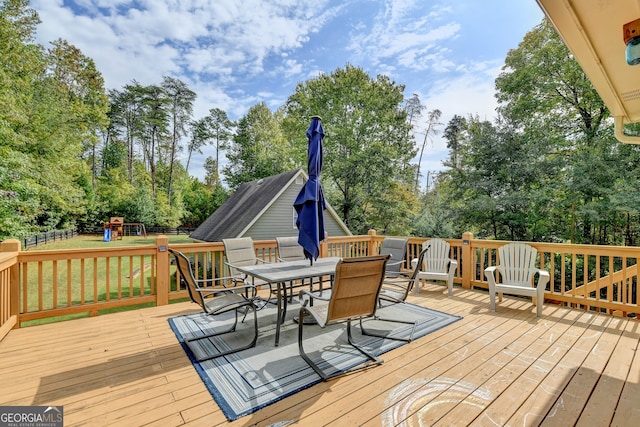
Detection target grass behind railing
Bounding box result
[12,233,640,329]
[18,235,194,326]
[21,254,153,311]
[24,235,191,250]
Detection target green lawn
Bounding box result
[25,233,195,251]
[20,234,196,326]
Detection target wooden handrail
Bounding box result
[0,239,20,340]
[1,232,638,338]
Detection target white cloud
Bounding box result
[348,1,459,68]
[419,64,500,166]
[29,0,543,182]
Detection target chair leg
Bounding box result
[298,308,383,382]
[185,304,258,362]
[345,320,384,366]
[489,282,497,312]
[298,308,328,380]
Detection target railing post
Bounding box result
[368,229,378,256]
[156,235,169,306]
[1,239,21,329]
[461,232,474,289]
[320,232,329,258]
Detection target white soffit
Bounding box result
[536,0,640,125]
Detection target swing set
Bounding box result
[103,217,147,242]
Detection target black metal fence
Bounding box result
[21,229,78,249]
[146,227,195,235]
[80,226,195,236]
[1,227,197,248]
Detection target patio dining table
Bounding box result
[234,256,341,346]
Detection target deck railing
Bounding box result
[0,240,19,340]
[1,231,638,340]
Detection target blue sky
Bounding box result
[30,0,544,185]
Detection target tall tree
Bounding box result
[138,83,169,198]
[187,117,209,173]
[443,114,466,170]
[188,108,235,179]
[109,83,146,184]
[202,156,220,187]
[281,64,418,234]
[0,0,41,146]
[0,0,43,238]
[0,0,113,237]
[415,109,442,191]
[161,76,195,205]
[495,18,614,244]
[205,108,235,181]
[496,19,607,141]
[46,38,109,188]
[223,102,293,189]
[404,93,423,132]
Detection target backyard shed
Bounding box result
[190,169,351,242]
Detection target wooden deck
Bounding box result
[0,283,638,426]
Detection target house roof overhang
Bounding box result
[536,0,640,143]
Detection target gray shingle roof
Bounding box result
[189,170,301,242]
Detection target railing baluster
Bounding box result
[3,233,639,328]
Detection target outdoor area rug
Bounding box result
[168,301,461,421]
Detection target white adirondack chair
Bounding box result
[484,242,550,317]
[412,238,458,298]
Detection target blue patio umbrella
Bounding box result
[294,116,326,263]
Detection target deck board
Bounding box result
[509,315,624,426]
[432,308,586,427]
[476,311,608,426]
[572,319,638,427]
[341,305,533,426]
[398,308,556,426]
[609,323,640,427]
[0,284,637,426]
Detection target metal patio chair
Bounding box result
[170,248,259,361]
[297,254,389,381]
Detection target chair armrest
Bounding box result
[382,278,411,290]
[381,281,408,294]
[484,265,499,274]
[535,269,550,289]
[484,265,500,286]
[298,288,331,307]
[193,275,235,287]
[224,261,243,271]
[198,281,259,299]
[225,258,270,270]
[224,262,252,282]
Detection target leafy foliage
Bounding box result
[281,65,419,235]
[435,19,640,245]
[5,5,640,247]
[223,102,296,190]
